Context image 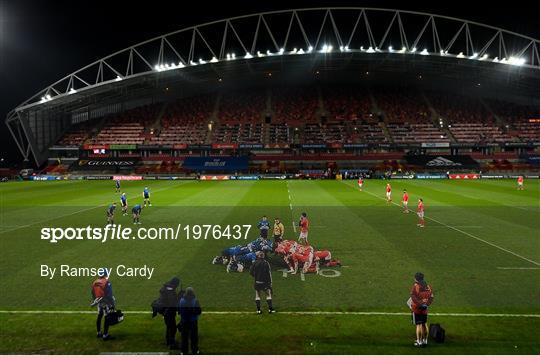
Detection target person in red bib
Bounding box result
[517,175,524,190]
[402,190,409,213]
[386,183,392,202]
[417,198,425,228]
[358,177,364,191]
[409,272,434,347]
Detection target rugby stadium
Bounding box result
[1,6,539,355]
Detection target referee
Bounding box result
[249,251,275,314]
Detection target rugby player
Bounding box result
[120,193,128,216]
[358,177,363,191]
[106,203,116,226]
[143,187,151,207]
[298,212,309,245]
[386,183,392,202]
[517,175,524,190]
[257,215,270,239]
[115,179,121,193]
[290,244,314,274]
[132,204,142,224]
[417,198,425,228]
[402,189,409,213]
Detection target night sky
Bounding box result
[0,0,538,165]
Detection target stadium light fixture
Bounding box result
[339,45,344,52]
[410,47,417,53]
[244,52,253,59]
[279,48,285,54]
[480,54,489,60]
[177,62,185,68]
[457,52,465,58]
[344,45,349,51]
[210,57,218,63]
[199,58,206,64]
[308,46,313,53]
[360,46,364,51]
[190,60,198,66]
[493,57,499,62]
[232,53,236,59]
[420,49,429,55]
[470,53,479,59]
[256,51,264,57]
[69,88,77,94]
[366,46,375,53]
[291,48,298,54]
[46,94,52,100]
[500,57,507,63]
[266,50,273,56]
[508,56,526,66]
[297,48,305,54]
[226,53,231,60]
[388,46,394,52]
[115,76,122,81]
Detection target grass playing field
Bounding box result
[0,178,539,354]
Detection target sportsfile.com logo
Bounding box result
[40,224,252,244]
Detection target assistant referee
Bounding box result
[249,251,275,314]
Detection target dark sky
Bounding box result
[0,0,538,165]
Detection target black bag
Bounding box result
[151,298,165,317]
[429,323,445,343]
[105,310,124,326]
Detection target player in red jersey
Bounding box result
[291,244,314,274]
[358,177,364,191]
[417,198,425,228]
[386,183,392,202]
[298,212,309,245]
[517,175,524,190]
[402,189,409,213]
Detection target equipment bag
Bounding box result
[105,310,124,326]
[429,323,445,343]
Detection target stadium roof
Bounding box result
[6,7,540,165]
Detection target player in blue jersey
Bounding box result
[132,204,142,224]
[143,187,151,207]
[106,203,117,225]
[120,193,128,216]
[257,216,271,239]
[115,179,121,193]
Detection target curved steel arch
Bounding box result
[11,7,540,111]
[6,7,540,165]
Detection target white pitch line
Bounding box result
[0,310,538,318]
[344,182,540,267]
[0,183,186,235]
[497,267,540,270]
[286,181,297,233]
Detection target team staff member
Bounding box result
[249,251,275,314]
[178,287,202,355]
[159,277,181,350]
[91,269,115,340]
[409,272,434,347]
[273,218,285,246]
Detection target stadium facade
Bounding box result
[5,7,540,172]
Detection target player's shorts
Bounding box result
[121,202,127,207]
[518,182,523,186]
[403,201,408,206]
[386,192,391,198]
[412,312,428,325]
[260,229,268,239]
[358,183,363,188]
[417,211,424,218]
[254,281,272,292]
[299,231,308,240]
[144,194,149,199]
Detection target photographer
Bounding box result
[160,277,181,349]
[409,272,434,347]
